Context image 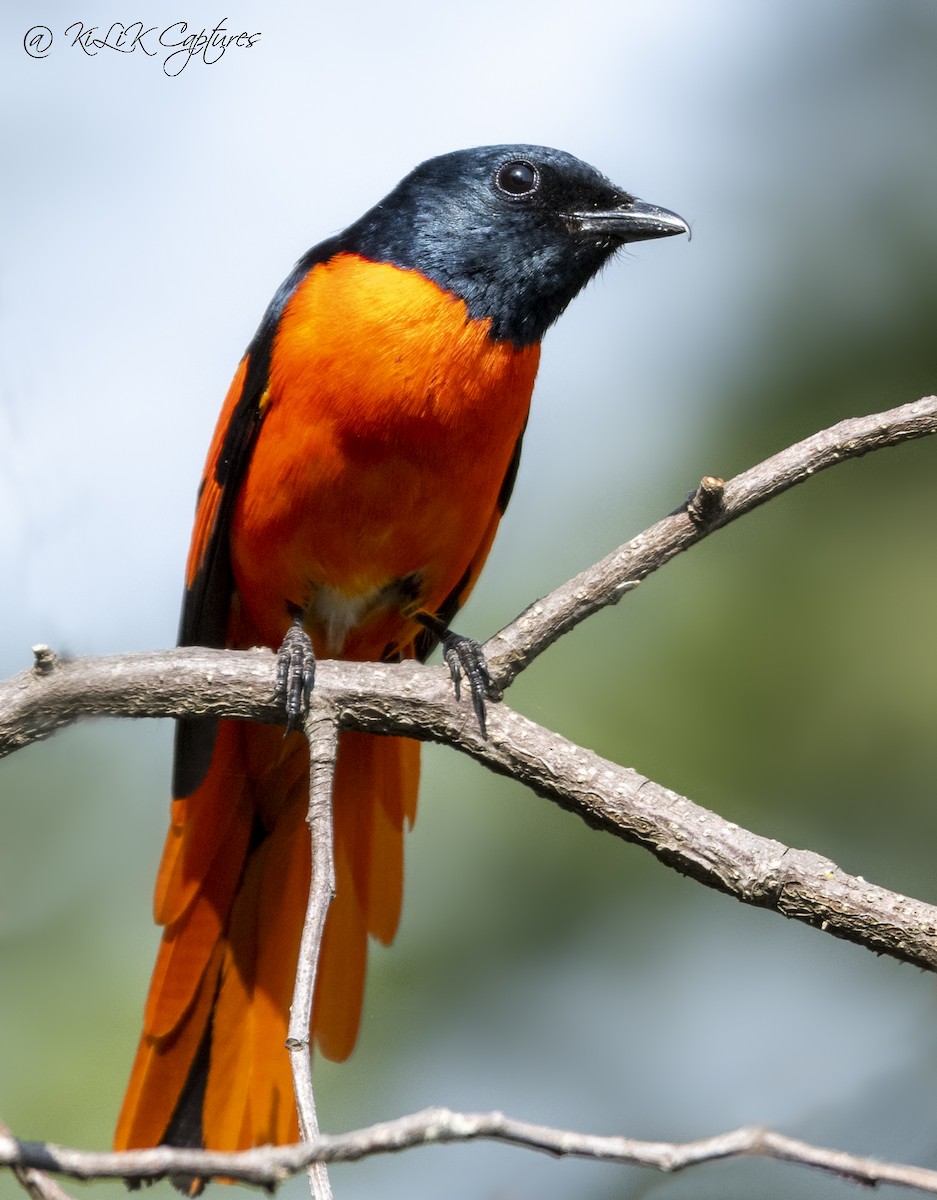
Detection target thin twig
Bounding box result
[4,1107,937,1193]
[287,702,340,1200]
[0,1118,77,1200]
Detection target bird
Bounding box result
[113,144,687,1168]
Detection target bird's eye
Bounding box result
[494,159,539,198]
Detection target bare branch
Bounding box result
[0,1118,77,1200]
[484,394,937,685]
[0,642,282,756]
[2,645,936,972]
[287,703,340,1200]
[4,1107,937,1193]
[3,395,934,753]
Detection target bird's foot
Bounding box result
[413,611,501,737]
[442,632,502,739]
[275,614,316,734]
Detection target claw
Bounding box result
[412,610,501,737]
[275,616,316,734]
[441,632,501,739]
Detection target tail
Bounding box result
[114,720,419,1153]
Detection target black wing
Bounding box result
[173,239,339,797]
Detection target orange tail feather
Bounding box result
[115,722,419,1152]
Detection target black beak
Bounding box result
[565,197,690,244]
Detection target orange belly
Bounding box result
[229,253,540,657]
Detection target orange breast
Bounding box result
[229,253,540,656]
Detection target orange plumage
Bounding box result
[115,255,537,1153]
[114,145,686,1166]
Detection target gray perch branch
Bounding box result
[4,1106,937,1194]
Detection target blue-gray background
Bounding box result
[2,1,937,1197]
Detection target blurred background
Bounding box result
[2,0,937,1197]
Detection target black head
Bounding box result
[339,144,688,346]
